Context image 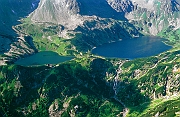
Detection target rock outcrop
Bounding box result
[107,0,180,35]
[30,0,83,30]
[30,0,180,35]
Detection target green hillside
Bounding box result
[0,0,180,117]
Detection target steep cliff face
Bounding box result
[77,0,125,19]
[0,0,180,117]
[107,0,134,13]
[2,0,180,63]
[107,0,180,35]
[29,0,127,40]
[0,0,39,35]
[30,0,83,30]
[0,0,39,64]
[30,0,125,25]
[11,0,140,58]
[30,0,180,36]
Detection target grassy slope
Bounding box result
[0,56,126,117]
[123,27,180,116]
[0,47,179,116]
[122,50,180,116]
[14,18,74,56]
[1,2,180,116]
[14,17,140,57]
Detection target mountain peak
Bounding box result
[30,0,83,30]
[30,0,180,35]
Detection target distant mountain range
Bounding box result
[30,0,180,35]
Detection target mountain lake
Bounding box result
[15,51,74,66]
[92,36,172,59]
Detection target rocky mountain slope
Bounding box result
[30,0,180,35]
[4,0,180,62]
[108,0,180,35]
[0,0,39,35]
[31,0,83,31]
[0,0,39,64]
[0,48,179,117]
[0,0,141,64]
[29,0,126,38]
[0,0,180,117]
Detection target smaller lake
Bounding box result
[92,36,172,59]
[15,51,74,66]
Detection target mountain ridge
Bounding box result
[0,0,180,117]
[30,0,180,35]
[31,0,83,30]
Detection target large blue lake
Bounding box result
[92,36,172,59]
[15,51,74,66]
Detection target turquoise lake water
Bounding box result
[15,51,74,66]
[92,36,172,59]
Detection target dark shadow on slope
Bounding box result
[0,0,39,54]
[72,19,141,52]
[44,60,115,100]
[32,60,120,116]
[90,58,150,108]
[115,80,150,107]
[0,58,150,116]
[171,0,180,12]
[0,34,14,54]
[89,58,151,115]
[77,0,127,20]
[24,36,38,53]
[106,75,151,116]
[0,65,49,117]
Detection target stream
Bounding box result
[113,61,129,117]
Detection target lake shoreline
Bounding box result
[14,51,75,67]
[91,36,172,59]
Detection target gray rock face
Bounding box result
[30,0,126,38]
[107,0,180,35]
[31,0,83,30]
[0,0,39,65]
[30,0,180,35]
[2,0,180,64]
[107,0,134,12]
[107,0,180,13]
